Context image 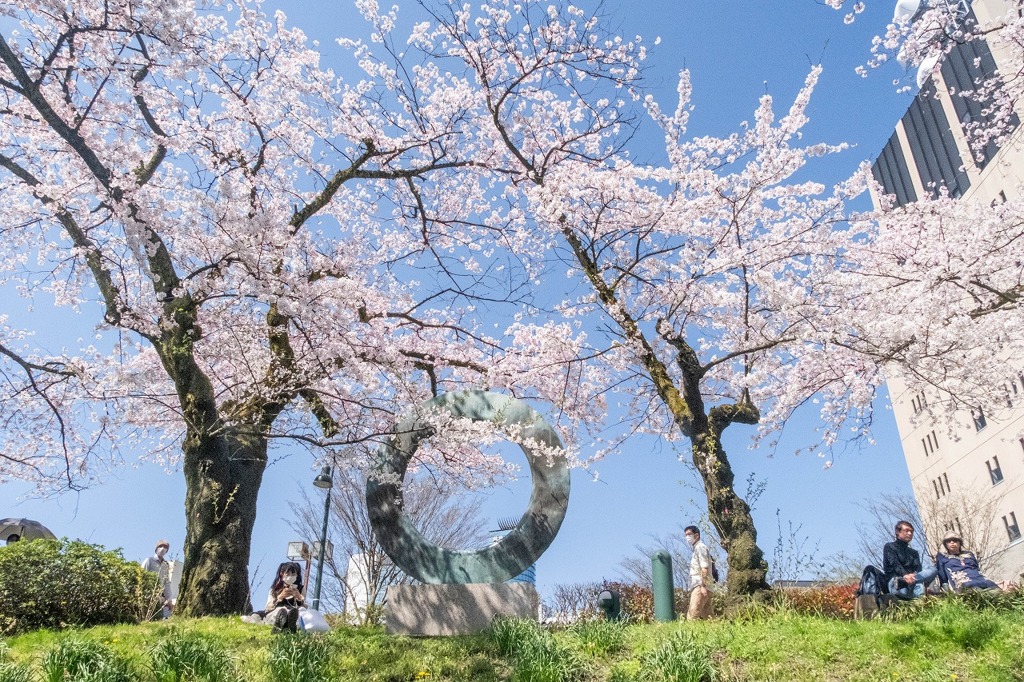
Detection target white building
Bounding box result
[871,0,1024,582]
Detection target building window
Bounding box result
[941,25,1020,169]
[944,472,950,492]
[933,479,942,499]
[1003,512,1022,542]
[972,407,987,431]
[921,430,940,457]
[872,131,918,208]
[987,456,1004,485]
[903,80,971,199]
[911,392,928,415]
[934,473,950,498]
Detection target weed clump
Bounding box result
[640,630,717,682]
[42,637,135,682]
[489,617,587,681]
[151,630,234,682]
[267,633,332,682]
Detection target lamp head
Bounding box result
[313,465,333,489]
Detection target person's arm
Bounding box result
[266,590,277,611]
[883,543,911,581]
[935,553,949,586]
[697,545,711,589]
[910,549,923,574]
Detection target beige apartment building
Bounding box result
[871,0,1024,582]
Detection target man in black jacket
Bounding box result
[883,520,938,598]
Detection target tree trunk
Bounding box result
[175,426,268,616]
[691,426,769,595]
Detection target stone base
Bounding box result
[385,583,538,636]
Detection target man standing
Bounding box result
[684,525,713,620]
[883,520,938,599]
[935,532,999,593]
[141,539,173,618]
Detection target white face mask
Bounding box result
[685,535,697,547]
[156,547,167,558]
[283,574,297,585]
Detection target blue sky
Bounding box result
[3,0,922,603]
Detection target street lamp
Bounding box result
[311,465,333,611]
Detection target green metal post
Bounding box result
[652,550,675,622]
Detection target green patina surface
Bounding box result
[366,390,570,584]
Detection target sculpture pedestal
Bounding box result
[384,583,538,636]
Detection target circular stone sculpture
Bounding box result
[366,390,570,584]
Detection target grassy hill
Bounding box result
[2,594,1023,681]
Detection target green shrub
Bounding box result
[640,630,717,682]
[0,539,160,635]
[152,631,234,682]
[267,634,332,682]
[42,637,134,682]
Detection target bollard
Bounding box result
[652,550,675,622]
[597,588,621,621]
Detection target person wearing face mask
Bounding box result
[141,540,173,618]
[684,525,713,620]
[261,561,304,633]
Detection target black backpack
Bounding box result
[857,564,888,596]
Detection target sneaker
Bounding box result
[271,608,289,633]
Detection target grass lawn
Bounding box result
[1,595,1022,681]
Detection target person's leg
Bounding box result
[915,567,938,586]
[888,577,916,599]
[687,588,712,620]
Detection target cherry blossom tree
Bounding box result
[820,0,1024,424]
[5,0,1021,614]
[0,0,639,614]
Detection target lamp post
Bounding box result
[311,465,333,611]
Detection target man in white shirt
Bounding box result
[141,539,173,618]
[684,525,713,620]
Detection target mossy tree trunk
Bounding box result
[562,226,770,594]
[176,427,268,616]
[153,301,290,617]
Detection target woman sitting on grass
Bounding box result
[243,561,304,632]
[935,533,1000,593]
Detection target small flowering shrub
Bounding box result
[601,581,689,623]
[780,583,858,619]
[0,539,160,635]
